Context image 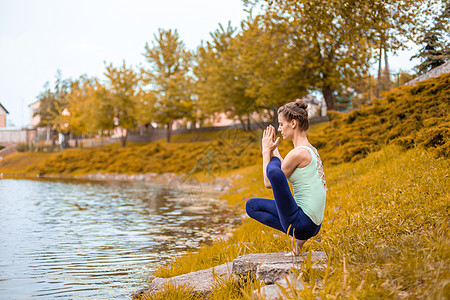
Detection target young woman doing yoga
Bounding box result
[246,99,327,256]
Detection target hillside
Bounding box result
[1,74,448,179]
[134,74,450,299]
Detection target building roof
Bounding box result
[0,102,9,114]
[28,99,41,107]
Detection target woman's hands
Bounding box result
[262,125,280,154]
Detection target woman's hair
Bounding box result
[277,99,309,131]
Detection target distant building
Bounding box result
[0,102,9,128]
[28,99,51,142]
[28,99,41,128]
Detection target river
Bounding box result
[0,178,237,299]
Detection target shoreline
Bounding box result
[0,171,234,194]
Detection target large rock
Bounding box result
[132,262,233,299]
[232,251,327,284]
[253,275,304,300]
[132,251,327,299]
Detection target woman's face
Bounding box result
[277,113,295,140]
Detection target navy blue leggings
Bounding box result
[246,157,321,240]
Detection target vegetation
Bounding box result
[33,0,445,145]
[3,74,449,298]
[135,75,450,299]
[3,74,449,177]
[140,144,449,299]
[312,73,450,164]
[412,1,450,74]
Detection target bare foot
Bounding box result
[284,250,300,257]
[285,239,306,257]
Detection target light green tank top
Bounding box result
[287,146,327,225]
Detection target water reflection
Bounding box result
[0,178,236,299]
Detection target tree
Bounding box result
[36,70,74,146]
[194,23,258,130]
[412,1,450,74]
[103,61,140,147]
[236,16,312,120]
[65,75,106,146]
[244,0,439,110]
[143,28,193,142]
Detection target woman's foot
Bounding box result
[285,239,306,257]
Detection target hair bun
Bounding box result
[295,99,308,110]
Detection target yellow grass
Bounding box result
[143,145,449,299]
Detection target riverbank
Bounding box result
[1,74,449,298]
[135,144,449,299]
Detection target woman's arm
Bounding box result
[262,149,273,188]
[261,126,280,189]
[273,147,284,163]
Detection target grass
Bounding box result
[0,152,53,175]
[0,73,448,298]
[141,144,449,299]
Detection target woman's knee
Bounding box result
[245,198,257,216]
[267,165,284,181]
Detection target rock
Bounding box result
[133,251,327,299]
[232,251,327,284]
[132,262,233,299]
[253,275,304,300]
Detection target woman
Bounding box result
[246,99,327,256]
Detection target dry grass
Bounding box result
[141,145,449,299]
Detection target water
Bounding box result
[0,178,237,299]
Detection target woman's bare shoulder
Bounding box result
[286,147,312,165]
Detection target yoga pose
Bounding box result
[246,99,327,256]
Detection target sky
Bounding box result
[0,0,421,128]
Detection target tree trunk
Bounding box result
[120,128,128,147]
[322,85,335,111]
[121,130,128,147]
[272,108,278,130]
[247,113,251,131]
[166,122,172,143]
[238,117,246,131]
[377,43,383,98]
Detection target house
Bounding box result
[0,102,8,128]
[28,99,41,128]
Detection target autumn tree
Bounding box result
[65,76,108,146]
[412,1,450,74]
[143,28,193,142]
[194,23,258,130]
[36,70,75,146]
[244,0,440,109]
[235,16,312,120]
[103,61,140,147]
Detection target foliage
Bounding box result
[412,1,450,74]
[309,73,450,164]
[141,144,449,299]
[103,61,141,147]
[243,0,441,110]
[235,16,310,115]
[36,70,72,133]
[143,29,194,142]
[194,22,258,130]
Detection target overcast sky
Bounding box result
[0,0,421,127]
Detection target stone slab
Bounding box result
[253,276,304,300]
[232,251,327,284]
[132,262,233,299]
